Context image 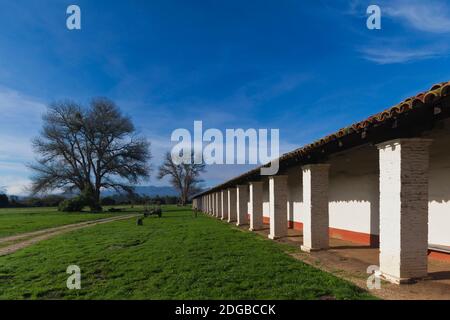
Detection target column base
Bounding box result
[380,272,428,284]
[268,234,286,240]
[227,219,236,223]
[301,245,328,253]
[249,226,263,231]
[236,222,248,227]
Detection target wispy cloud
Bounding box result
[359,44,449,64]
[384,0,450,34]
[345,1,450,64]
[0,86,46,195]
[0,86,46,125]
[0,176,30,195]
[345,0,450,33]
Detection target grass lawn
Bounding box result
[0,205,373,300]
[0,206,134,238]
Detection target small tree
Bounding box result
[29,98,152,211]
[157,152,205,206]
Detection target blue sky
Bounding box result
[1,0,450,194]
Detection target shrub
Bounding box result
[0,194,9,208]
[58,196,86,212]
[101,196,116,206]
[24,195,65,207]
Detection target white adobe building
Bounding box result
[192,81,450,284]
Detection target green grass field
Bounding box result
[0,205,373,300]
[0,206,134,238]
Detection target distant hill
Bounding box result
[133,186,179,197]
[102,186,179,197]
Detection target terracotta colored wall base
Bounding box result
[428,250,450,262]
[253,217,450,261]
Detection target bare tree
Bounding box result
[157,152,205,205]
[29,98,151,211]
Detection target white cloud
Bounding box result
[359,45,448,64]
[0,86,46,127]
[0,86,46,195]
[346,1,450,64]
[384,0,450,34]
[0,176,31,196]
[0,135,35,163]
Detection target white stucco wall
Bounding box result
[248,119,450,246]
[280,146,379,236]
[327,145,379,235]
[424,119,450,246]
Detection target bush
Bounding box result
[101,196,116,206]
[0,194,9,208]
[58,196,86,212]
[24,195,66,207]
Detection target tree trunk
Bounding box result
[91,189,102,212]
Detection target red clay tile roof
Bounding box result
[194,81,450,197]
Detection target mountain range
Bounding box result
[102,185,179,197]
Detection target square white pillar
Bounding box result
[227,188,237,223]
[210,194,213,215]
[249,181,264,231]
[377,138,432,284]
[221,190,228,220]
[236,185,249,226]
[215,193,219,217]
[217,193,221,218]
[268,175,288,240]
[214,192,219,217]
[301,164,330,252]
[211,194,214,215]
[217,192,222,218]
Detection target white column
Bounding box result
[227,188,237,223]
[215,193,220,218]
[208,194,212,214]
[221,190,228,220]
[249,181,264,231]
[217,192,222,218]
[236,185,249,226]
[208,194,214,215]
[301,164,330,252]
[377,138,432,284]
[268,175,288,240]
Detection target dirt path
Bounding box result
[0,214,139,257]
